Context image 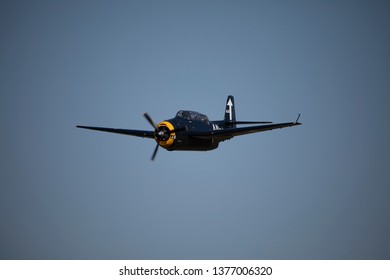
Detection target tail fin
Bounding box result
[224,95,236,128]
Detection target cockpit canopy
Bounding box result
[176,110,209,122]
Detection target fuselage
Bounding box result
[156,110,221,151]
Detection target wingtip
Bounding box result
[295,114,301,124]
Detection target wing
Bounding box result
[76,125,155,139]
[188,121,301,140]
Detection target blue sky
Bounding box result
[1,0,389,259]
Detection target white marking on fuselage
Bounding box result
[212,124,222,130]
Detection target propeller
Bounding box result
[143,112,187,160]
[151,142,159,161]
[143,112,178,160]
[143,113,160,160]
[144,112,158,130]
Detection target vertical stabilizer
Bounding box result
[224,95,236,128]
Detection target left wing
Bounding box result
[188,121,301,140]
[76,125,155,139]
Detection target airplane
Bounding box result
[77,95,301,160]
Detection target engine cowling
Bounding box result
[155,121,175,148]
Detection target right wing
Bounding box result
[188,121,301,140]
[76,125,155,139]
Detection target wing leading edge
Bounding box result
[76,125,155,138]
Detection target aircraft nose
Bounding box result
[155,121,176,148]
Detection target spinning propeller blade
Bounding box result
[143,112,158,130]
[151,144,159,161]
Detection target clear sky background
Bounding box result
[1,0,389,259]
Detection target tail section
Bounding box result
[224,95,236,128]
